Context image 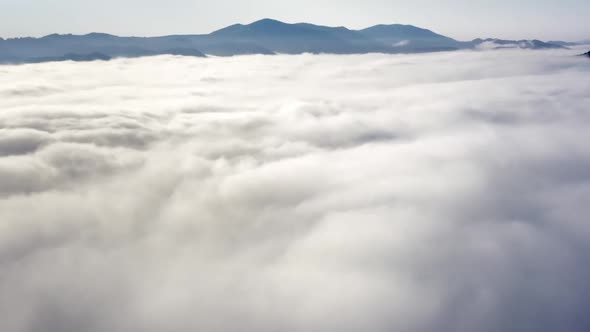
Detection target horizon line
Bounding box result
[1,18,587,43]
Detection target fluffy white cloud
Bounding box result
[1,49,590,332]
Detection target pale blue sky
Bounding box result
[1,0,588,41]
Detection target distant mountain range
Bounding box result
[0,18,586,64]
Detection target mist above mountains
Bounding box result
[0,18,585,63]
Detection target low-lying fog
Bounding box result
[1,49,590,332]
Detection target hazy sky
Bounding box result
[1,0,589,41]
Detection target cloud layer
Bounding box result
[1,49,590,332]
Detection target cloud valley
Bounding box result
[1,49,590,332]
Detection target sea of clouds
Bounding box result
[1,49,590,332]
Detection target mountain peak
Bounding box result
[84,32,116,38]
[211,18,345,39]
[211,18,289,35]
[360,24,454,42]
[251,18,284,25]
[367,23,425,30]
[41,33,73,39]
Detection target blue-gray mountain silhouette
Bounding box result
[358,24,466,51]
[548,40,581,47]
[0,19,570,64]
[27,52,112,63]
[209,18,390,54]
